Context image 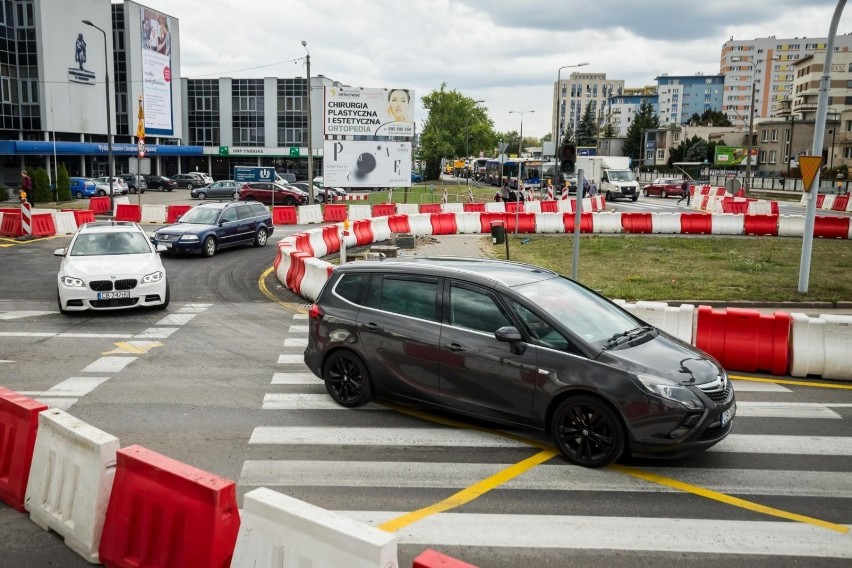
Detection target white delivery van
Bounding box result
[575,156,640,201]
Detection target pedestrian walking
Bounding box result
[501,179,511,203]
[582,177,590,198]
[20,169,33,205]
[677,175,691,207]
[588,179,598,198]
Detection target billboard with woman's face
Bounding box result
[140,6,174,136]
[324,87,414,137]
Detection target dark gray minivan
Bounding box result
[304,258,736,468]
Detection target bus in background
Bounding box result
[485,158,543,189]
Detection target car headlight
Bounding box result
[60,276,85,288]
[179,234,199,242]
[141,271,164,284]
[633,373,703,410]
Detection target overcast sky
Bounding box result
[141,0,852,139]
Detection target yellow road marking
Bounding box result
[378,449,558,532]
[730,374,852,390]
[610,464,849,534]
[103,341,162,355]
[258,265,307,313]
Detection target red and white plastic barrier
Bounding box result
[613,300,695,344]
[789,313,852,380]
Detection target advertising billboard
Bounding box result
[324,87,414,137]
[323,140,412,188]
[140,6,174,136]
[714,146,757,166]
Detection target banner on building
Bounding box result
[324,87,414,137]
[323,140,412,188]
[140,7,174,136]
[714,146,757,166]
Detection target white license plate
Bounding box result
[720,403,736,426]
[163,242,172,248]
[97,291,130,300]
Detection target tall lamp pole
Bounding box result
[509,110,534,159]
[83,20,113,210]
[466,99,484,190]
[732,55,778,196]
[301,40,314,205]
[554,63,589,189]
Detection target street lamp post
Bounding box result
[83,19,114,210]
[301,40,314,205]
[466,99,484,190]
[732,55,779,196]
[509,110,534,159]
[554,63,589,190]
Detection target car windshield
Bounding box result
[178,208,221,224]
[608,170,635,182]
[70,231,151,256]
[513,275,640,347]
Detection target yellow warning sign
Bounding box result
[799,156,823,193]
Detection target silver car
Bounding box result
[191,180,243,200]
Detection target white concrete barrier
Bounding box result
[406,213,433,236]
[692,195,709,211]
[592,212,622,234]
[395,203,418,215]
[799,194,808,207]
[613,300,695,344]
[535,213,564,234]
[441,202,464,213]
[140,204,167,224]
[485,201,506,213]
[297,204,323,225]
[524,200,542,214]
[748,201,773,215]
[556,199,574,213]
[778,215,805,237]
[25,409,119,563]
[231,488,398,568]
[455,212,481,234]
[52,211,78,235]
[306,228,328,258]
[111,196,130,217]
[711,214,744,235]
[790,313,852,380]
[348,204,372,221]
[370,216,391,243]
[300,257,334,302]
[651,212,681,234]
[706,196,725,214]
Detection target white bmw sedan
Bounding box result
[55,221,169,313]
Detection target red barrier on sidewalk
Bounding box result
[31,212,56,237]
[770,201,780,215]
[322,224,341,254]
[506,202,525,213]
[722,198,749,214]
[832,195,850,211]
[293,232,313,256]
[816,194,826,208]
[813,215,850,239]
[540,200,558,213]
[88,196,110,214]
[352,219,375,246]
[621,212,653,234]
[679,212,712,234]
[695,306,791,375]
[0,387,48,512]
[72,210,96,226]
[563,212,593,233]
[743,214,779,236]
[420,203,442,214]
[388,214,411,234]
[506,212,536,233]
[431,212,458,235]
[272,205,297,225]
[372,204,396,217]
[166,205,191,223]
[0,211,22,237]
[323,204,347,223]
[99,445,240,568]
[479,212,507,234]
[115,204,142,222]
[414,549,480,568]
[286,251,311,293]
[463,202,485,212]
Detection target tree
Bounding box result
[685,138,708,162]
[419,84,496,179]
[688,109,732,127]
[541,133,552,142]
[623,101,659,161]
[32,168,51,203]
[57,164,71,202]
[575,104,598,147]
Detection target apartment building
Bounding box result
[552,72,624,141]
[656,74,726,126]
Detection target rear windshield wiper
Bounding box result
[603,325,654,350]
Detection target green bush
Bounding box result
[57,164,71,201]
[32,168,51,203]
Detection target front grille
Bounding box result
[698,375,733,404]
[90,298,138,308]
[114,279,137,290]
[89,280,113,292]
[157,234,175,242]
[698,420,733,441]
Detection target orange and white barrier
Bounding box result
[535,213,564,233]
[591,212,621,233]
[297,204,323,225]
[651,212,681,234]
[348,204,372,221]
[442,202,464,213]
[484,201,506,213]
[21,202,32,236]
[396,203,419,215]
[51,211,78,235]
[711,214,745,235]
[456,212,482,234]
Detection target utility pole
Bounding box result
[302,41,313,205]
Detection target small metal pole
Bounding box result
[571,169,584,280]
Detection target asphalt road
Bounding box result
[0,221,851,567]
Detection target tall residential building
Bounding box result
[656,74,725,126]
[605,94,657,137]
[720,34,852,129]
[552,72,624,141]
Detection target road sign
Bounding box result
[128,157,152,175]
[498,141,508,153]
[799,156,823,193]
[289,147,300,157]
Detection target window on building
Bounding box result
[771,129,778,142]
[762,130,768,142]
[769,150,777,164]
[845,147,852,159]
[846,120,852,131]
[759,150,767,162]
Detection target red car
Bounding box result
[643,178,686,198]
[238,182,308,206]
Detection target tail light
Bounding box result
[308,303,324,319]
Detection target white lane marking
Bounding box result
[177,305,211,313]
[31,397,77,411]
[736,402,842,419]
[26,376,112,397]
[0,332,132,338]
[343,512,852,558]
[134,327,179,339]
[249,427,529,448]
[283,338,307,348]
[239,461,852,498]
[288,325,309,334]
[293,314,308,320]
[81,357,137,373]
[710,434,852,456]
[731,381,792,392]
[0,360,14,363]
[0,311,56,320]
[271,372,321,385]
[155,313,197,326]
[262,393,384,410]
[277,354,305,365]
[0,332,60,337]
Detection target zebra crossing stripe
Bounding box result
[271,372,321,385]
[262,393,384,410]
[277,354,304,364]
[731,381,792,392]
[249,426,531,447]
[735,402,842,419]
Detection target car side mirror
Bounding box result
[495,326,525,355]
[53,248,66,257]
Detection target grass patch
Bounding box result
[487,234,852,303]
